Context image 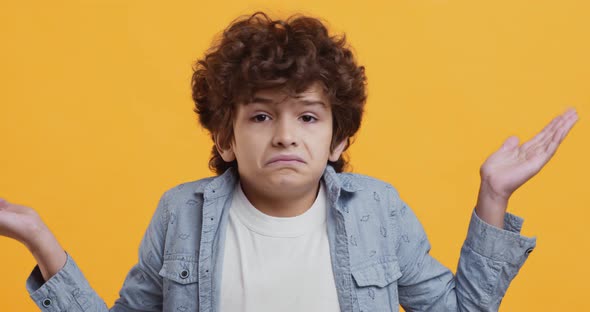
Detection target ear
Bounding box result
[214,134,236,162]
[328,138,348,162]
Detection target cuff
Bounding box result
[25,250,88,311]
[464,208,537,265]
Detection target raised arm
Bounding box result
[0,198,68,282]
[393,196,536,311]
[395,108,578,311]
[0,190,171,311]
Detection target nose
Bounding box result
[272,117,298,147]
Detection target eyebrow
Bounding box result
[248,96,327,108]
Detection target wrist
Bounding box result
[26,225,63,261]
[23,221,53,254]
[25,225,67,281]
[476,182,509,229]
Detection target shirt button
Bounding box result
[42,298,52,307]
[525,247,534,255]
[180,270,190,279]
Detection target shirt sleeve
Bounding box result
[395,199,536,312]
[25,191,172,311]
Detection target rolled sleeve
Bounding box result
[24,189,171,311]
[26,250,91,311]
[453,208,537,309]
[464,209,537,265]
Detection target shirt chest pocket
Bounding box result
[351,258,402,312]
[158,257,200,310]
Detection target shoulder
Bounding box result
[338,171,402,199]
[154,176,217,217]
[332,171,406,220]
[161,176,216,201]
[149,176,217,233]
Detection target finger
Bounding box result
[549,109,577,144]
[0,201,20,213]
[523,108,577,150]
[534,108,577,150]
[521,115,562,151]
[542,125,567,159]
[524,113,568,153]
[547,111,572,140]
[544,111,578,155]
[544,127,565,158]
[537,108,575,137]
[557,109,579,143]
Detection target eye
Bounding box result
[251,114,270,122]
[300,115,318,123]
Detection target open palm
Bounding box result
[480,108,579,201]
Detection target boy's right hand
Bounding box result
[0,198,67,281]
[0,198,47,250]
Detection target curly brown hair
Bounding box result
[191,11,367,175]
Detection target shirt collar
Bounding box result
[194,164,364,200]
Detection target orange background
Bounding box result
[1,1,588,311]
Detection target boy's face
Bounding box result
[216,81,347,196]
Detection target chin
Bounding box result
[265,173,307,188]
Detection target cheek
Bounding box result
[308,130,333,154]
[233,131,264,160]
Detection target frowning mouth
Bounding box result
[266,154,306,165]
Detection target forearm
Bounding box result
[396,200,536,311]
[25,225,67,282]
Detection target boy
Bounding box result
[0,11,579,312]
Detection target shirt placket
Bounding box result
[198,187,221,312]
[326,185,357,312]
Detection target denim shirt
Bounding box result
[26,164,536,311]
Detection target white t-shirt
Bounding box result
[218,180,341,312]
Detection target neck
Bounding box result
[239,180,321,217]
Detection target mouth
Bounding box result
[266,155,306,166]
[267,159,305,166]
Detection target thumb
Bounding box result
[500,136,520,152]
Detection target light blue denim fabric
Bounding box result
[26,164,536,311]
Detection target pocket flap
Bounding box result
[351,258,402,288]
[158,257,199,284]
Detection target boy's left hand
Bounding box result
[475,108,579,227]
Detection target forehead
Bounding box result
[242,82,330,108]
